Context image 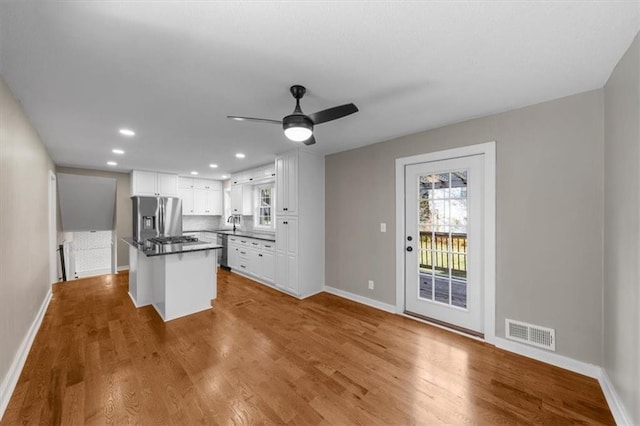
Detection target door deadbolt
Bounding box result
[406,246,413,252]
[407,236,413,241]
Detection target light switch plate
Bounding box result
[380,223,386,232]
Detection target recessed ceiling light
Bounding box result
[107,161,117,166]
[191,171,199,175]
[119,128,135,137]
[235,153,245,159]
[209,164,218,168]
[112,149,125,155]
[221,175,229,179]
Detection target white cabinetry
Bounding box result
[228,239,239,270]
[230,185,252,215]
[276,151,298,216]
[228,235,275,285]
[231,163,277,186]
[131,171,178,196]
[178,187,195,214]
[275,217,299,294]
[274,149,324,298]
[178,178,222,216]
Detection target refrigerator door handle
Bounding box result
[158,197,165,236]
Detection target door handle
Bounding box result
[406,247,413,252]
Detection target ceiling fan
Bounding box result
[227,85,358,146]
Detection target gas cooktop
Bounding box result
[148,235,199,245]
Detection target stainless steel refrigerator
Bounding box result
[132,196,182,242]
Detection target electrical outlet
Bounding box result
[368,280,374,290]
[380,222,386,232]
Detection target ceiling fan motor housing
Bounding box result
[283,113,313,131]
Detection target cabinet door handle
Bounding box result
[283,221,288,224]
[252,242,258,246]
[258,254,263,257]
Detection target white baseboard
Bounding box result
[494,337,601,378]
[117,265,129,272]
[300,288,324,299]
[598,369,633,426]
[323,285,396,314]
[0,288,52,420]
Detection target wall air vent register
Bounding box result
[506,318,556,351]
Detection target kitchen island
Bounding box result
[123,237,222,322]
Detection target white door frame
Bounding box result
[395,141,496,343]
[49,171,57,284]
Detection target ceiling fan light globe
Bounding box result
[284,126,313,142]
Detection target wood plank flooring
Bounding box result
[2,270,614,425]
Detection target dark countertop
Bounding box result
[122,237,223,257]
[184,229,276,242]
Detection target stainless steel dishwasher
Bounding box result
[217,233,230,270]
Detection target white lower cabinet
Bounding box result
[228,242,239,270]
[229,236,275,285]
[261,250,275,283]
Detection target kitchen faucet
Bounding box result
[227,214,240,232]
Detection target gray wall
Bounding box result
[604,33,639,424]
[0,75,55,400]
[57,173,117,231]
[326,89,604,365]
[56,167,132,269]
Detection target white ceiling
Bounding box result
[1,1,638,179]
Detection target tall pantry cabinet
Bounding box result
[274,149,324,298]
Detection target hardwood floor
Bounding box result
[2,270,614,425]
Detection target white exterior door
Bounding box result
[405,155,484,334]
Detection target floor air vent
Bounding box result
[505,319,555,351]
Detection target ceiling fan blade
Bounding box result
[308,103,358,125]
[303,135,316,146]
[227,116,282,125]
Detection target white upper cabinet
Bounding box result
[193,179,221,190]
[131,171,178,197]
[230,184,252,215]
[275,151,298,216]
[231,163,276,186]
[177,177,222,216]
[178,187,194,215]
[178,177,194,189]
[157,173,179,196]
